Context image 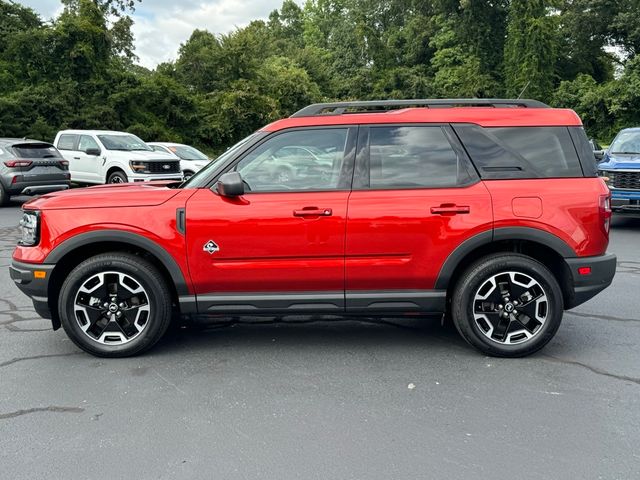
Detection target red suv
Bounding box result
[10,99,616,358]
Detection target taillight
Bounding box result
[599,194,612,235]
[3,160,33,168]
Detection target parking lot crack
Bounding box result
[542,355,640,386]
[0,352,82,368]
[0,406,84,420]
[566,311,640,323]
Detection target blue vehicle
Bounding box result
[598,127,640,214]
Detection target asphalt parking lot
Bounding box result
[1,197,639,480]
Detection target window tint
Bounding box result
[78,135,99,152]
[57,134,77,151]
[454,125,583,179]
[235,129,349,192]
[13,144,61,159]
[368,126,465,188]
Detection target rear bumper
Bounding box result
[565,253,616,309]
[9,260,55,323]
[2,174,70,196]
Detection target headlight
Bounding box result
[19,210,40,246]
[129,161,150,173]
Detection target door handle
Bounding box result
[430,204,470,215]
[293,207,333,217]
[73,157,80,160]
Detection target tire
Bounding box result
[183,170,194,180]
[58,252,173,357]
[107,170,127,184]
[451,253,563,358]
[0,184,9,206]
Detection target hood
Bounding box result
[123,150,176,161]
[600,152,640,170]
[24,182,181,210]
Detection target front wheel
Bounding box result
[107,171,127,184]
[451,253,564,358]
[58,253,173,357]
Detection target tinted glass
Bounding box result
[368,126,463,188]
[13,144,61,158]
[454,126,583,178]
[78,135,100,152]
[235,129,348,192]
[57,134,77,150]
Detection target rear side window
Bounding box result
[454,126,583,179]
[57,134,77,151]
[13,144,61,159]
[368,126,472,189]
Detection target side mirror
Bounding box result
[85,147,101,156]
[215,171,245,197]
[594,150,605,161]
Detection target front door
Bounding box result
[76,135,103,184]
[185,126,357,314]
[345,124,493,313]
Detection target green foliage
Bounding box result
[0,0,639,148]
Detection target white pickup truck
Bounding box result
[53,130,184,184]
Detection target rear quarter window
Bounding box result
[454,125,583,179]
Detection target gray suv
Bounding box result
[0,138,70,206]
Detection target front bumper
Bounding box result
[9,260,55,322]
[565,253,616,309]
[610,190,640,214]
[129,173,183,183]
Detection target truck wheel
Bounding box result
[107,171,127,184]
[451,253,563,358]
[58,252,173,357]
[183,170,195,180]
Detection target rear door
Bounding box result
[75,134,103,184]
[345,124,493,313]
[185,126,357,314]
[55,134,82,181]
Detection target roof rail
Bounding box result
[290,99,550,118]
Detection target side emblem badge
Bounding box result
[203,240,220,254]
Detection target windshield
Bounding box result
[97,134,152,152]
[170,145,209,161]
[610,131,640,154]
[182,132,265,188]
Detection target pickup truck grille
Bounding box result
[146,161,180,174]
[610,171,640,190]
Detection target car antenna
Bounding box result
[517,80,531,99]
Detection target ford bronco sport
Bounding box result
[11,99,616,358]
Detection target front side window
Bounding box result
[235,129,349,192]
[97,134,151,152]
[78,135,100,152]
[368,126,466,189]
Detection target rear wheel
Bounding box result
[0,184,9,206]
[58,252,172,357]
[107,171,127,184]
[451,253,563,357]
[183,170,195,180]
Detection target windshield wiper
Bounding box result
[612,151,640,154]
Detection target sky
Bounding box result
[20,0,289,69]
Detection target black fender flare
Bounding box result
[45,230,190,296]
[434,227,576,290]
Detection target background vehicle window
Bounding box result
[235,129,348,192]
[78,135,100,152]
[368,126,464,188]
[57,134,77,151]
